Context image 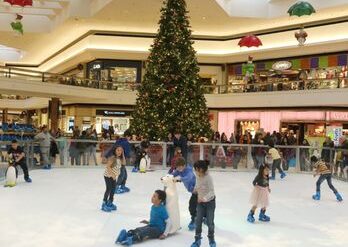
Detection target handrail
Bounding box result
[1,65,347,94]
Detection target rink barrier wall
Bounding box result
[0,140,347,182]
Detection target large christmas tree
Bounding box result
[129,0,212,140]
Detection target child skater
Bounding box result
[268,141,286,180]
[169,147,182,174]
[191,160,216,247]
[170,157,197,230]
[247,164,271,223]
[115,190,172,246]
[311,156,343,201]
[101,146,124,212]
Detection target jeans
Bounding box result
[195,198,216,241]
[189,193,198,221]
[272,158,283,178]
[128,226,162,242]
[40,147,50,166]
[232,151,242,169]
[255,155,264,169]
[88,145,98,165]
[103,176,116,202]
[116,166,127,186]
[316,174,338,194]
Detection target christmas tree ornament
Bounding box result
[288,1,316,17]
[238,35,262,48]
[4,0,33,7]
[11,14,24,35]
[295,26,308,46]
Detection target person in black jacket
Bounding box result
[173,131,188,162]
[7,140,32,183]
[321,136,334,165]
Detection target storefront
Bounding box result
[61,105,133,135]
[86,59,142,90]
[95,110,132,135]
[218,110,348,145]
[227,52,348,93]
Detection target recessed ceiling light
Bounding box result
[202,17,206,20]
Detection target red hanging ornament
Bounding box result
[238,35,263,48]
[4,0,33,7]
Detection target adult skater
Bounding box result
[247,164,271,223]
[115,190,172,246]
[7,140,32,183]
[311,156,343,201]
[191,160,216,247]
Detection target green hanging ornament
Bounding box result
[288,1,316,17]
[11,14,24,35]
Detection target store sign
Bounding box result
[96,110,131,117]
[329,112,348,121]
[272,61,292,71]
[92,64,101,70]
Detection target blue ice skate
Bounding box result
[121,185,130,193]
[247,211,255,223]
[115,186,125,194]
[259,210,270,222]
[280,172,286,179]
[25,178,32,183]
[107,201,117,211]
[188,220,196,231]
[101,201,111,212]
[121,236,133,246]
[115,229,127,244]
[190,238,201,247]
[270,175,275,180]
[131,167,138,173]
[335,192,343,202]
[312,191,320,200]
[209,240,217,247]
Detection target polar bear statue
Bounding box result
[161,174,180,234]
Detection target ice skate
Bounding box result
[312,191,320,200]
[259,210,270,222]
[335,192,343,202]
[115,229,127,244]
[247,211,255,223]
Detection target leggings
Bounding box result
[103,176,116,202]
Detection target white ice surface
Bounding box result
[0,168,347,247]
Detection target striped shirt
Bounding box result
[104,156,121,178]
[313,161,331,175]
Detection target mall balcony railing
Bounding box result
[1,140,347,183]
[1,65,348,94]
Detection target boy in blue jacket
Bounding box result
[171,157,197,230]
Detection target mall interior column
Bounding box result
[2,109,8,123]
[49,98,60,134]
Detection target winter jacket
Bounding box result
[171,166,196,193]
